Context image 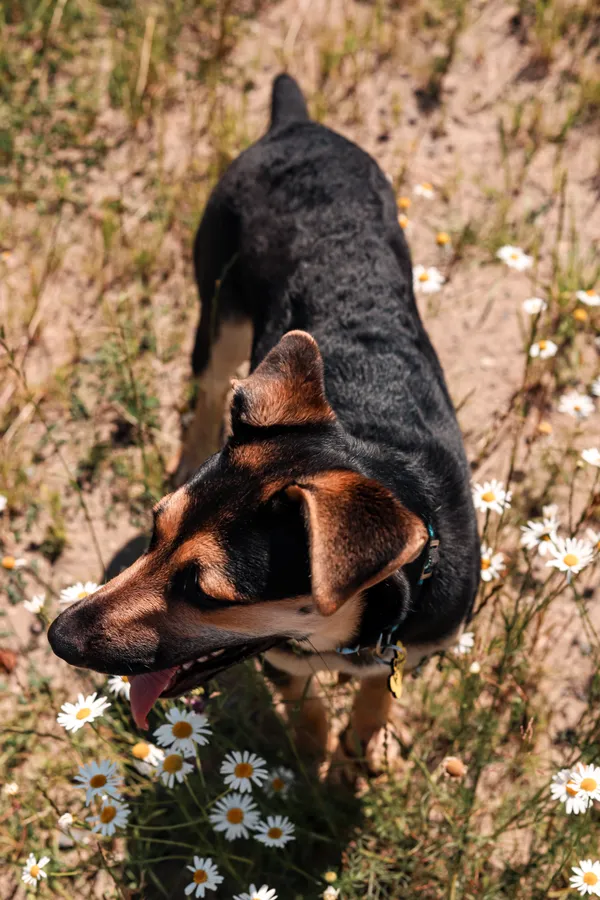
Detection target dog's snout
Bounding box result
[48,607,91,668]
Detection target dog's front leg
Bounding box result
[279,675,329,762]
[337,674,394,778]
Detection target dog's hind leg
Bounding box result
[171,198,253,486]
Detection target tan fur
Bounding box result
[173,318,253,486]
[278,674,329,759]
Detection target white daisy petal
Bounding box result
[234,886,278,900]
[107,675,132,699]
[414,182,434,199]
[253,814,296,848]
[546,536,595,577]
[154,706,212,755]
[529,339,557,359]
[480,544,504,582]
[576,289,600,307]
[131,740,165,775]
[23,593,45,614]
[497,245,533,271]
[264,766,295,798]
[56,692,111,732]
[472,479,512,516]
[413,264,445,294]
[220,750,269,793]
[209,792,260,841]
[557,391,594,419]
[158,752,194,788]
[522,297,547,315]
[569,859,600,895]
[520,514,559,556]
[59,581,100,605]
[21,853,50,886]
[184,857,223,898]
[86,797,130,837]
[73,759,122,805]
[454,631,475,655]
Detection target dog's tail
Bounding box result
[270,73,309,129]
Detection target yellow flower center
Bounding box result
[193,870,208,885]
[272,777,285,792]
[172,721,193,739]
[226,807,244,824]
[268,827,283,840]
[30,865,40,878]
[121,676,129,683]
[132,742,150,759]
[563,554,579,567]
[580,777,598,793]
[421,182,432,191]
[2,556,16,569]
[100,805,116,824]
[481,491,496,503]
[398,196,411,210]
[418,271,430,282]
[481,558,491,570]
[510,252,519,260]
[163,754,183,773]
[541,534,551,541]
[77,590,89,599]
[574,308,588,322]
[324,872,338,883]
[574,405,581,412]
[436,232,450,246]
[586,289,596,297]
[584,873,599,886]
[538,340,547,350]
[398,214,409,229]
[566,783,579,797]
[75,707,91,720]
[90,774,107,788]
[234,762,254,779]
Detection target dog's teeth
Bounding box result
[181,661,194,671]
[210,648,225,658]
[196,655,209,664]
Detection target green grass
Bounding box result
[1,0,600,898]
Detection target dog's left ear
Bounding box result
[287,472,428,616]
[231,330,336,429]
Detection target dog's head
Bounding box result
[48,331,427,726]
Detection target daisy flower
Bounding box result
[567,764,600,806]
[234,886,278,900]
[586,529,600,552]
[221,750,269,793]
[529,339,557,359]
[557,391,594,419]
[264,766,295,798]
[398,196,411,210]
[546,536,595,577]
[4,781,19,795]
[57,692,111,733]
[436,231,451,247]
[522,297,547,315]
[73,759,122,805]
[254,815,296,848]
[574,308,589,323]
[414,182,434,199]
[582,448,600,467]
[472,479,512,515]
[591,377,600,398]
[570,860,600,896]
[496,245,533,271]
[185,857,223,898]
[454,632,474,655]
[58,813,74,830]
[158,752,194,788]
[577,289,600,307]
[59,581,100,605]
[480,545,504,582]
[131,741,164,775]
[398,213,410,231]
[154,707,212,755]
[323,889,340,900]
[550,767,589,815]
[87,797,130,837]
[413,265,445,294]
[2,555,26,570]
[21,853,50,887]
[23,593,45,614]
[520,513,559,556]
[209,792,260,840]
[0,494,6,513]
[107,675,131,699]
[469,661,481,674]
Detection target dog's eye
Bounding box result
[170,564,232,611]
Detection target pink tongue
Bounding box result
[129,668,178,730]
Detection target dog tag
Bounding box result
[387,643,407,700]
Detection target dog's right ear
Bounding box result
[230,330,335,430]
[286,472,428,616]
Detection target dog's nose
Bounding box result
[47,607,90,668]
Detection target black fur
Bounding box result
[193,74,480,651]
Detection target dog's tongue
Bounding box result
[129,668,177,730]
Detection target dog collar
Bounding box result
[336,522,440,659]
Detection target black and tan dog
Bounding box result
[49,75,479,765]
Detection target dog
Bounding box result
[49,74,479,768]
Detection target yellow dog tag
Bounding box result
[387,643,407,700]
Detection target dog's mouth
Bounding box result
[129,637,278,730]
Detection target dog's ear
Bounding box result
[286,472,428,616]
[231,330,335,429]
